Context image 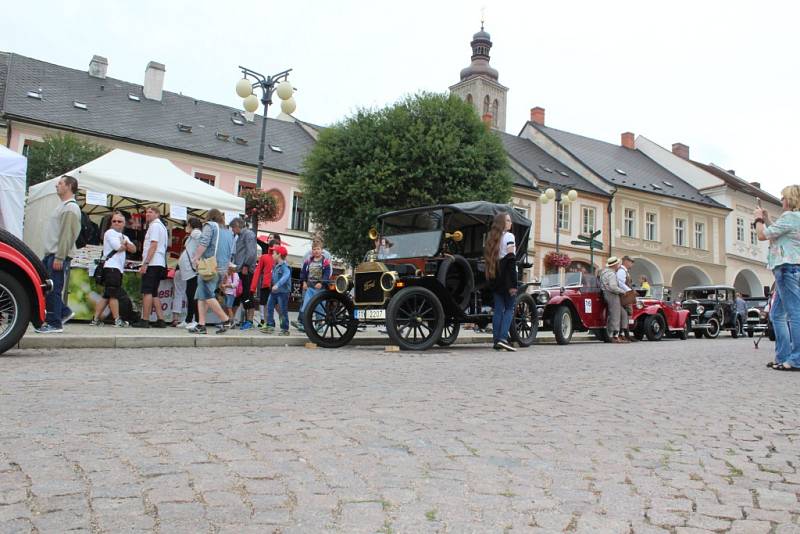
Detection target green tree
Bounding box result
[301,92,511,265]
[25,133,109,188]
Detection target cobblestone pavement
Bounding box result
[0,337,798,533]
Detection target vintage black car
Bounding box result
[744,296,769,338]
[681,285,741,339]
[301,202,538,350]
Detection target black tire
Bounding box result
[302,290,359,349]
[678,317,690,340]
[0,271,31,355]
[552,305,574,345]
[436,255,474,310]
[747,329,754,338]
[644,314,665,341]
[703,317,721,339]
[509,293,537,347]
[731,317,741,338]
[386,287,444,351]
[694,327,705,339]
[437,317,460,347]
[633,323,645,340]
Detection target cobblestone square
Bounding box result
[0,337,798,533]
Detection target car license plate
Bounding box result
[355,309,386,320]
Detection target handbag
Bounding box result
[93,249,118,285]
[621,289,637,306]
[196,222,220,281]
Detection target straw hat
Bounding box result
[606,256,621,267]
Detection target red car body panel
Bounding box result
[541,287,608,331]
[0,243,47,324]
[630,298,689,331]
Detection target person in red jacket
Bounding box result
[251,234,281,328]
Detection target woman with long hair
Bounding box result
[189,209,232,334]
[755,185,800,370]
[484,211,518,351]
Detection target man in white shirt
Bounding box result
[617,256,636,342]
[132,207,169,328]
[91,211,136,326]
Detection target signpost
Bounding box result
[570,229,603,273]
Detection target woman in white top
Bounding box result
[91,211,136,326]
[176,216,203,329]
[483,211,518,352]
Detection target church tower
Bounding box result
[449,22,508,131]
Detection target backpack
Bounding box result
[74,209,95,249]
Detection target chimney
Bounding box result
[143,61,165,101]
[530,106,545,125]
[88,55,108,79]
[481,112,493,127]
[671,142,690,160]
[621,132,635,150]
[727,169,736,175]
[750,181,761,189]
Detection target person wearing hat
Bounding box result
[599,257,628,343]
[264,244,291,335]
[617,256,637,342]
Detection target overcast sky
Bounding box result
[4,0,799,196]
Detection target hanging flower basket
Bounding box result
[544,251,572,270]
[243,189,279,223]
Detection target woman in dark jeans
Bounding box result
[177,217,203,329]
[755,185,800,370]
[483,211,518,352]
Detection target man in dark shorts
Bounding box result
[91,211,136,326]
[132,207,169,328]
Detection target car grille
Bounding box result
[354,272,384,304]
[682,302,698,315]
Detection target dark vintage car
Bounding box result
[533,272,690,344]
[681,285,740,339]
[744,296,769,338]
[0,228,52,354]
[301,202,538,350]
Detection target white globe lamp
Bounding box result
[276,80,294,100]
[280,97,296,115]
[567,189,578,202]
[235,78,252,98]
[243,94,259,113]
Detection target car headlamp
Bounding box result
[696,305,705,314]
[334,274,352,294]
[536,292,549,305]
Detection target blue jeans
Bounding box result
[298,286,325,326]
[492,290,516,344]
[267,291,289,331]
[43,254,72,328]
[771,264,800,367]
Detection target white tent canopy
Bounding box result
[0,146,27,239]
[24,149,245,255]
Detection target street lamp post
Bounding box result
[235,66,296,230]
[538,185,578,254]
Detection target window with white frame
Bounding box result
[194,171,216,186]
[694,221,706,249]
[675,218,687,246]
[623,208,636,237]
[736,217,745,241]
[237,181,255,197]
[581,206,596,235]
[645,212,657,241]
[557,202,571,231]
[290,192,309,232]
[750,228,758,246]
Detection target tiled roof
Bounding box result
[691,161,781,206]
[497,131,608,196]
[0,52,9,124]
[531,123,727,209]
[0,53,316,175]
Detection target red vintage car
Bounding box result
[534,272,689,344]
[630,296,690,341]
[0,228,51,354]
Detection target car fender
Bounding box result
[0,248,47,326]
[404,277,463,319]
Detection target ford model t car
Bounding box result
[0,228,51,354]
[301,202,538,350]
[681,285,740,338]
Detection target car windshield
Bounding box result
[746,299,767,308]
[378,210,443,259]
[684,289,724,300]
[540,272,583,288]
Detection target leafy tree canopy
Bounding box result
[25,133,109,188]
[301,92,511,265]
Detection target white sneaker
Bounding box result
[184,321,198,330]
[61,311,76,325]
[176,321,188,328]
[114,318,129,328]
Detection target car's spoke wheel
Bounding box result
[302,290,358,349]
[437,317,460,347]
[386,287,444,351]
[644,314,665,341]
[552,305,574,345]
[0,272,31,355]
[704,317,721,339]
[509,293,537,347]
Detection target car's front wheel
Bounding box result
[510,293,538,347]
[437,317,460,347]
[0,271,31,355]
[302,290,359,348]
[552,305,574,345]
[386,287,444,351]
[704,317,721,339]
[643,314,665,341]
[678,317,690,340]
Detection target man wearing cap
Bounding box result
[617,256,637,342]
[599,257,628,343]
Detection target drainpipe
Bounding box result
[607,188,617,258]
[5,118,11,148]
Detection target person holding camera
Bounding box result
[754,185,800,370]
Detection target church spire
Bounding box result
[460,23,499,81]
